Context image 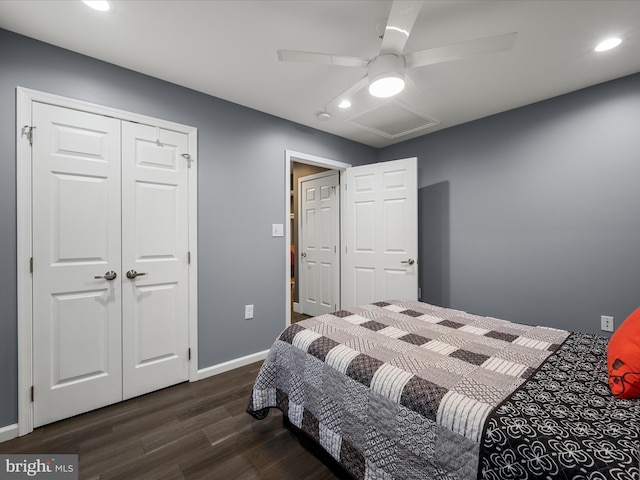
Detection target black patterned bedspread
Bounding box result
[480,332,640,480]
[246,300,571,479]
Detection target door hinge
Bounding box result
[30,257,33,273]
[188,251,191,264]
[188,348,191,360]
[30,386,34,402]
[22,126,35,146]
[181,153,192,168]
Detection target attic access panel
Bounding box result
[348,101,439,139]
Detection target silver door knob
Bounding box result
[126,270,148,279]
[94,271,117,280]
[401,259,415,266]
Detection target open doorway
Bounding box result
[284,151,352,326]
[291,162,330,321]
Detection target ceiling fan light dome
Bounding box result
[367,53,406,98]
[369,74,405,98]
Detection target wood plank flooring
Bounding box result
[0,362,340,480]
[291,311,313,323]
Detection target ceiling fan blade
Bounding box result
[380,0,422,54]
[277,49,369,68]
[324,75,370,112]
[405,32,518,69]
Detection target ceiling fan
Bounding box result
[277,0,517,115]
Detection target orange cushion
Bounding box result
[607,307,640,399]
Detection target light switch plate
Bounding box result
[272,223,284,237]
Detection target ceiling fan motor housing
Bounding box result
[368,53,406,82]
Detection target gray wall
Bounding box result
[2,26,639,432]
[0,29,375,429]
[381,72,640,335]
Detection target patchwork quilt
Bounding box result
[247,300,570,479]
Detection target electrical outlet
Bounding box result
[601,315,614,332]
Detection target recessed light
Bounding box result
[316,112,331,121]
[595,37,622,52]
[338,100,351,109]
[83,0,112,12]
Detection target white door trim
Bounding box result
[284,151,351,327]
[16,87,199,436]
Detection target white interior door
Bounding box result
[299,171,339,316]
[32,103,123,427]
[344,157,418,306]
[121,122,190,399]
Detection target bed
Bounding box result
[246,300,640,479]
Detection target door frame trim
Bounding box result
[16,87,199,436]
[284,150,351,327]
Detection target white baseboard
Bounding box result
[293,302,302,313]
[0,424,18,443]
[195,349,269,381]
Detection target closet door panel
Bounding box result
[121,122,190,399]
[31,102,123,427]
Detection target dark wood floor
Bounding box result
[0,362,339,480]
[291,311,313,323]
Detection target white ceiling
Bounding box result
[1,0,639,148]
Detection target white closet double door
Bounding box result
[32,103,190,427]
